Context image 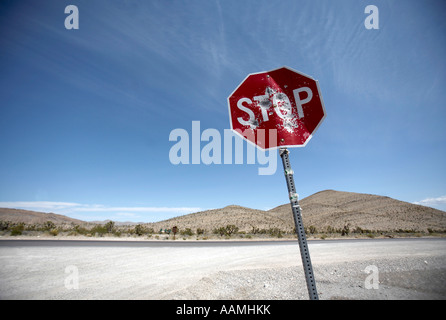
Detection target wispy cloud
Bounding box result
[413,196,446,211]
[0,201,80,210]
[71,206,202,213]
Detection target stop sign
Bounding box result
[228,66,326,150]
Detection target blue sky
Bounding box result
[1,0,445,222]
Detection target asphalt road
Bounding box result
[0,238,445,299]
[0,237,441,247]
[0,238,307,247]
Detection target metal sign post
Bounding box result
[280,147,319,300]
[228,66,325,300]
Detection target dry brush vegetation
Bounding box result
[1,190,445,240]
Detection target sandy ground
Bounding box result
[0,238,445,300]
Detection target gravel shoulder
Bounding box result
[0,238,445,300]
[166,256,446,300]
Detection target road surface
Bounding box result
[0,238,445,299]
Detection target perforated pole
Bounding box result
[279,147,319,300]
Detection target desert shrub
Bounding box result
[308,225,317,234]
[225,225,238,236]
[196,228,206,235]
[134,224,146,236]
[396,228,416,233]
[180,228,194,236]
[341,224,350,236]
[0,221,11,231]
[427,228,446,234]
[250,226,260,234]
[49,228,59,236]
[105,221,115,233]
[43,221,56,231]
[353,226,364,234]
[326,226,335,234]
[213,225,239,237]
[213,226,226,237]
[114,230,123,237]
[268,228,284,238]
[10,223,24,236]
[73,225,89,235]
[25,224,38,231]
[91,224,108,236]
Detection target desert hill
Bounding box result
[0,207,85,226]
[147,205,287,233]
[267,190,446,233]
[1,190,445,235]
[150,190,446,233]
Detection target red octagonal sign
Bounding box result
[228,66,326,150]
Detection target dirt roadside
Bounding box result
[1,238,445,300]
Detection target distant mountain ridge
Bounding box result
[269,190,446,233]
[1,190,445,233]
[0,207,85,226]
[148,190,446,233]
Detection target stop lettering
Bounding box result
[227,66,326,150]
